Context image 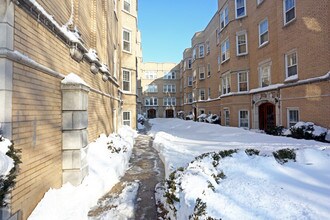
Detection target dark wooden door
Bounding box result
[147,109,156,119]
[259,103,275,130]
[165,109,174,118]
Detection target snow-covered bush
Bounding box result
[185,114,194,120]
[205,114,220,124]
[197,114,207,122]
[287,122,328,142]
[273,148,296,164]
[0,136,21,207]
[265,126,284,136]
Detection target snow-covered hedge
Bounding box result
[0,136,21,207]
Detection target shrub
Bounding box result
[288,122,327,142]
[265,126,284,136]
[245,149,260,156]
[273,148,296,164]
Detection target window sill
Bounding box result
[258,41,269,49]
[199,78,205,81]
[221,58,230,64]
[236,14,247,20]
[122,50,132,55]
[283,18,296,28]
[237,52,248,57]
[284,75,298,83]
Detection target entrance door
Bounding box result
[259,103,276,130]
[165,109,174,118]
[147,109,156,119]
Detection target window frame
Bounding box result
[222,73,231,94]
[221,38,230,63]
[188,76,193,86]
[259,19,269,47]
[122,69,131,92]
[283,0,296,25]
[206,41,210,55]
[122,28,132,53]
[146,84,158,93]
[236,31,248,56]
[199,44,205,58]
[239,110,249,128]
[163,97,176,106]
[220,5,229,30]
[285,50,298,79]
[199,66,205,80]
[235,0,247,19]
[259,61,272,88]
[123,111,131,126]
[287,108,299,128]
[123,0,131,13]
[224,109,230,126]
[145,97,158,106]
[188,59,192,69]
[207,63,211,77]
[199,89,206,101]
[237,71,249,92]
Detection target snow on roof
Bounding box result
[61,73,88,86]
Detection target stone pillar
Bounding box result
[61,82,90,186]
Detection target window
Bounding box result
[144,71,157,79]
[193,70,197,81]
[207,63,211,77]
[188,93,193,103]
[163,84,176,93]
[164,72,176,79]
[188,59,192,69]
[259,19,269,46]
[123,29,131,52]
[239,110,249,128]
[259,62,271,87]
[236,32,248,56]
[238,72,248,92]
[284,0,295,24]
[145,97,158,106]
[123,111,131,126]
[206,41,210,54]
[220,5,229,30]
[224,109,230,126]
[164,97,176,106]
[199,66,205,80]
[235,0,246,18]
[287,108,299,128]
[221,39,230,62]
[285,50,298,78]
[199,89,205,101]
[122,70,131,92]
[199,44,204,58]
[146,84,158,93]
[208,88,211,99]
[222,74,231,94]
[188,76,193,86]
[123,0,131,13]
[193,48,197,60]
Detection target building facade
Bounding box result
[138,62,182,119]
[181,0,330,130]
[0,0,139,219]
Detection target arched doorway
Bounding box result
[259,103,276,130]
[165,109,174,118]
[147,109,156,119]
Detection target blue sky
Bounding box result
[138,0,218,63]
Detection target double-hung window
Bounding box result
[145,97,158,106]
[188,76,193,86]
[199,66,205,80]
[123,29,131,52]
[259,62,271,87]
[285,50,298,78]
[122,69,131,92]
[222,74,231,94]
[207,64,211,77]
[164,72,176,79]
[206,41,210,54]
[239,110,249,128]
[221,39,230,62]
[188,93,193,103]
[259,19,269,46]
[163,85,176,93]
[235,0,246,18]
[220,5,229,30]
[284,0,295,24]
[238,72,248,92]
[123,0,131,13]
[164,97,176,106]
[147,84,158,93]
[236,32,248,56]
[287,108,299,128]
[224,109,230,126]
[199,44,204,58]
[188,59,192,69]
[193,48,197,60]
[123,112,131,126]
[199,89,205,101]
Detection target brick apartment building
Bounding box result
[180,0,330,130]
[0,0,140,219]
[138,62,182,118]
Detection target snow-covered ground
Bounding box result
[28,126,137,220]
[150,119,330,219]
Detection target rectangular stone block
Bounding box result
[62,90,88,111]
[0,23,13,49]
[0,59,13,91]
[62,111,88,130]
[62,130,88,150]
[62,165,88,186]
[62,146,88,170]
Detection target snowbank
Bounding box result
[150,119,330,219]
[28,126,137,220]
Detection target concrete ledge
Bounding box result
[62,111,88,130]
[62,130,88,150]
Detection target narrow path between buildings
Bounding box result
[88,121,165,220]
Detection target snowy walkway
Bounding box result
[88,122,165,219]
